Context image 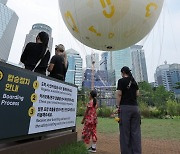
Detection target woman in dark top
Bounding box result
[20,31,50,75]
[116,66,141,154]
[48,44,68,81]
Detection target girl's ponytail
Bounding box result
[90,90,97,107]
[128,71,136,85]
[93,97,97,107]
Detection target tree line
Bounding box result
[138,82,180,118]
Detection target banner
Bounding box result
[0,62,77,141]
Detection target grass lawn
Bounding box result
[50,118,179,153]
[141,118,180,140]
[49,142,88,154]
[77,117,180,140]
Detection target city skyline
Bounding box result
[6,0,180,82]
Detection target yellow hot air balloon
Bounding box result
[59,0,164,51]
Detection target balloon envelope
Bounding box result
[59,0,164,51]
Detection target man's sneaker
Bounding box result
[88,147,96,153]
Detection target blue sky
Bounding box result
[7,0,180,82]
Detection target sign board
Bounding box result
[0,62,77,141]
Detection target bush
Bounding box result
[156,105,167,118]
[177,104,180,115]
[77,107,86,116]
[162,115,173,119]
[77,104,114,118]
[76,100,86,116]
[140,108,150,118]
[97,106,113,117]
[149,107,161,118]
[139,101,150,118]
[172,115,180,119]
[166,100,180,116]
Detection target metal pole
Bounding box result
[91,53,95,90]
[110,51,113,71]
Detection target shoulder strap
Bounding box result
[32,48,48,72]
[127,81,132,89]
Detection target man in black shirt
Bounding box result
[116,66,141,154]
[48,44,68,81]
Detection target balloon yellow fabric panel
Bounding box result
[59,0,164,51]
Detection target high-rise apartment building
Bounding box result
[0,1,18,61]
[65,49,83,90]
[0,0,7,5]
[23,23,53,53]
[131,45,148,83]
[155,62,180,95]
[86,53,99,70]
[100,52,108,71]
[107,48,132,84]
[86,54,91,69]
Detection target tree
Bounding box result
[138,81,154,106]
[152,86,174,107]
[174,82,180,89]
[78,87,90,104]
[166,100,179,116]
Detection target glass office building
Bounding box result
[65,49,83,90]
[107,48,132,84]
[0,1,18,61]
[131,45,148,82]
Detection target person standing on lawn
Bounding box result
[81,90,98,153]
[116,66,142,154]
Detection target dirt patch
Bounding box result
[77,129,180,154]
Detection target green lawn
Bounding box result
[49,142,88,154]
[50,118,180,153]
[77,117,180,140]
[141,118,180,140]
